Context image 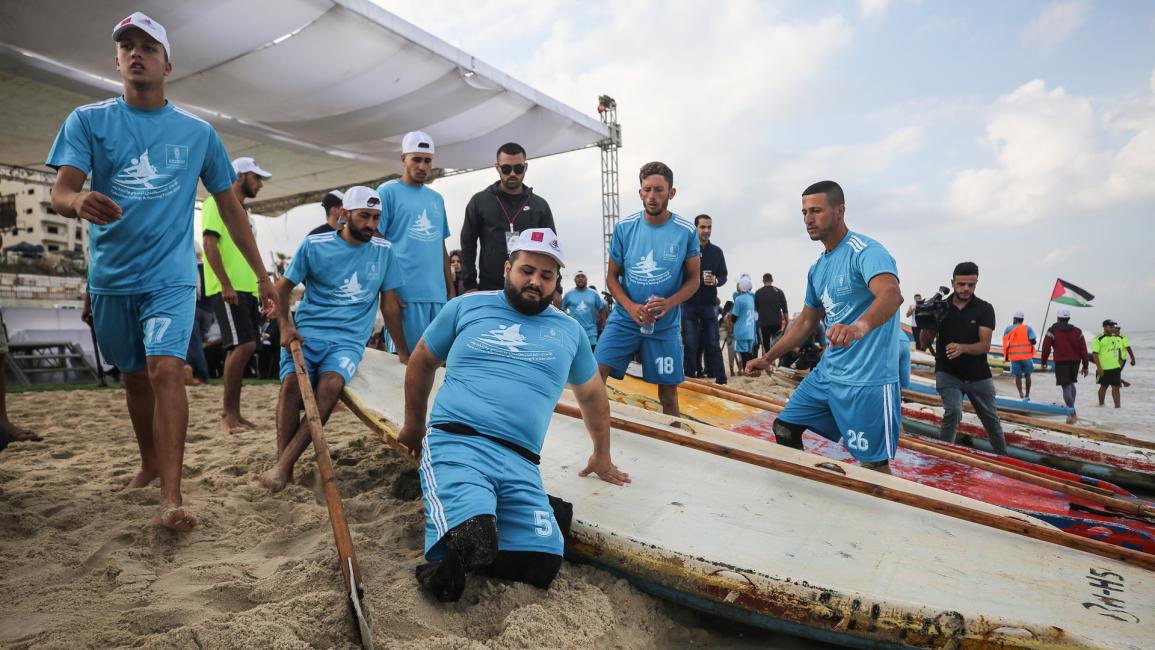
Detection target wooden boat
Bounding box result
[342,349,1154,649]
[905,375,1073,417]
[608,374,1155,555]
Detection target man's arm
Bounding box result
[1040,333,1053,367]
[571,374,630,485]
[647,256,702,320]
[606,259,652,326]
[946,327,993,360]
[779,288,789,325]
[442,244,455,299]
[746,305,824,375]
[201,234,235,304]
[274,277,300,347]
[828,273,902,348]
[51,166,121,224]
[459,197,481,290]
[380,289,408,363]
[398,340,442,458]
[213,189,275,313]
[714,250,728,287]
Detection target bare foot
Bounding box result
[258,466,289,492]
[237,414,258,428]
[2,420,43,442]
[127,468,159,489]
[219,416,248,435]
[154,504,198,532]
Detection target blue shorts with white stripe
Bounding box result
[776,365,901,464]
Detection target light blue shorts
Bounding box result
[595,317,684,385]
[91,285,196,373]
[278,338,365,384]
[1009,359,1034,377]
[386,301,445,353]
[419,427,562,561]
[777,366,901,463]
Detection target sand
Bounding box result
[0,383,824,649]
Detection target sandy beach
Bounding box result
[0,382,830,649]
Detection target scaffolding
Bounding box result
[597,95,622,284]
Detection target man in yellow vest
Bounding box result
[1002,311,1036,400]
[203,156,271,433]
[1093,319,1128,408]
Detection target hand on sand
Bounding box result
[154,504,198,532]
[579,453,631,486]
[744,356,770,377]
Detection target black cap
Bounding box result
[1103,319,1117,327]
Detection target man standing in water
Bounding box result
[746,181,903,473]
[47,12,275,531]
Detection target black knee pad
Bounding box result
[444,514,499,569]
[547,494,574,544]
[773,419,806,449]
[479,551,563,590]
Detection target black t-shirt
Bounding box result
[935,295,996,381]
[308,223,337,236]
[754,285,788,326]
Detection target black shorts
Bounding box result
[1098,368,1122,387]
[212,292,260,349]
[1054,360,1080,386]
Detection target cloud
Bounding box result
[859,0,891,22]
[1022,1,1089,52]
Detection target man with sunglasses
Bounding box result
[377,131,455,359]
[460,143,556,292]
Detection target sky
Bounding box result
[250,0,1155,332]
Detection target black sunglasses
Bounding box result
[499,164,526,175]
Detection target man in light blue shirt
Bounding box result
[596,162,701,416]
[47,12,275,532]
[399,228,629,603]
[561,270,606,348]
[746,181,904,473]
[378,131,455,358]
[259,186,405,492]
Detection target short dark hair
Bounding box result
[449,249,462,259]
[953,261,979,277]
[496,142,526,159]
[694,214,711,226]
[639,161,673,187]
[802,180,845,207]
[763,273,773,283]
[321,192,343,213]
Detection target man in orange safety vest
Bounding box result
[1002,311,1037,400]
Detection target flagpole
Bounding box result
[1038,300,1052,351]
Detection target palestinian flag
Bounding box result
[1050,278,1094,307]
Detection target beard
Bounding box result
[504,277,553,316]
[349,226,374,243]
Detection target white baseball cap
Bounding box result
[1057,308,1072,318]
[328,189,345,200]
[402,131,435,155]
[574,270,587,277]
[1013,311,1025,319]
[342,186,381,212]
[232,157,271,178]
[112,12,172,59]
[509,228,565,268]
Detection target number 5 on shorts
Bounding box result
[654,356,674,375]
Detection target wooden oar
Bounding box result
[553,401,1155,572]
[291,341,374,649]
[682,377,1155,519]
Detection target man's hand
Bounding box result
[280,324,302,349]
[745,356,771,377]
[646,296,673,320]
[71,191,122,225]
[257,278,276,316]
[579,452,631,486]
[397,349,411,365]
[81,292,93,326]
[828,320,870,348]
[1081,366,1089,377]
[1040,361,1048,370]
[1131,359,1137,366]
[222,283,238,305]
[628,301,654,326]
[944,342,965,359]
[397,424,425,460]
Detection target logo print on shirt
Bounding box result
[476,323,531,352]
[626,250,672,285]
[408,209,439,242]
[820,286,852,324]
[336,272,365,302]
[469,321,557,361]
[111,149,179,199]
[165,144,188,169]
[574,301,589,313]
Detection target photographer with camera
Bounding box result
[934,262,1007,455]
[913,285,950,351]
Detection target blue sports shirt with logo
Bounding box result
[46,97,236,294]
[421,291,597,455]
[376,179,450,303]
[285,231,401,344]
[607,211,701,333]
[803,231,901,386]
[561,288,606,337]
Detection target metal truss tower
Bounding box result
[597,95,622,283]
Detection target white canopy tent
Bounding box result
[0,0,611,214]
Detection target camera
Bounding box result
[915,285,950,323]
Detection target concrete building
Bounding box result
[0,180,88,257]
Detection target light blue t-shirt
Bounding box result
[422,291,598,455]
[607,211,701,333]
[377,179,450,303]
[732,292,757,343]
[285,231,401,344]
[561,288,605,337]
[46,97,235,294]
[803,231,901,386]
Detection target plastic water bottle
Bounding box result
[639,295,659,335]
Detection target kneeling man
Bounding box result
[399,228,630,602]
[260,186,405,491]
